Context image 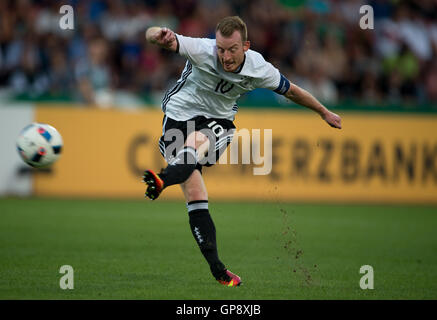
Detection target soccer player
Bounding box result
[143,16,341,287]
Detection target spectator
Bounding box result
[75,37,112,107]
[48,50,75,96]
[424,60,437,102]
[8,32,49,97]
[298,62,339,105]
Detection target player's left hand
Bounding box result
[322,111,342,129]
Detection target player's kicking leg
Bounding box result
[142,169,164,200]
[142,129,204,200]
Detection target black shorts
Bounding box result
[158,115,236,171]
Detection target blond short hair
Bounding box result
[216,16,248,42]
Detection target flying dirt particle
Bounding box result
[295,250,303,259]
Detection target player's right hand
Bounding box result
[153,27,175,48]
[160,28,176,45]
[146,27,177,51]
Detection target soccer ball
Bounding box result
[16,123,63,168]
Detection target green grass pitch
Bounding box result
[0,198,436,299]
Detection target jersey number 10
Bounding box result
[215,79,234,94]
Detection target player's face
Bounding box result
[216,30,250,72]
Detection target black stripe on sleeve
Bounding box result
[175,35,180,54]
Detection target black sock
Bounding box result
[159,146,197,187]
[187,200,227,279]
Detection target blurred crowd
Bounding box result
[0,0,437,108]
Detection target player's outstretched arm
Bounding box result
[284,83,342,129]
[145,27,178,52]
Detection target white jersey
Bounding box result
[162,34,290,121]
